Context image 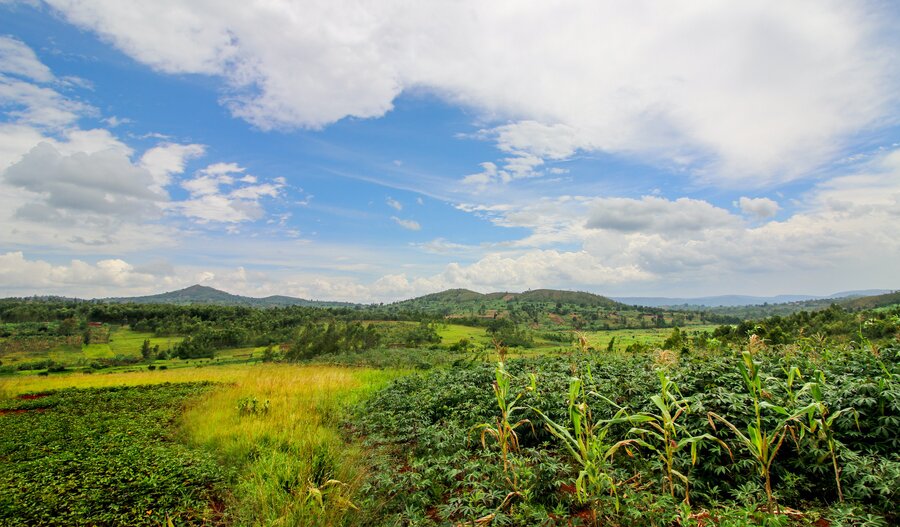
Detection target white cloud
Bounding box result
[0,251,175,295]
[102,115,131,127]
[175,162,283,223]
[391,216,421,231]
[4,142,164,219]
[736,196,780,220]
[0,36,54,82]
[386,197,402,211]
[0,72,95,128]
[42,1,899,185]
[140,142,205,187]
[200,162,244,176]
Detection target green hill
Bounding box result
[105,285,355,308]
[839,290,900,310]
[392,288,625,313]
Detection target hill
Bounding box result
[105,285,356,308]
[391,288,624,313]
[839,290,900,310]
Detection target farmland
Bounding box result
[1,293,898,526]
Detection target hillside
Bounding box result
[840,290,900,310]
[105,285,356,308]
[393,288,625,312]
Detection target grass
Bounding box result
[436,323,492,346]
[0,362,251,398]
[0,362,408,526]
[182,364,405,526]
[0,326,183,368]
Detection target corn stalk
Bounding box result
[798,370,858,502]
[627,371,730,504]
[707,350,799,513]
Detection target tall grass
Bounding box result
[180,365,403,526]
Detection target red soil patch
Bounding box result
[18,393,50,400]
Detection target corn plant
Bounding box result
[707,350,799,513]
[627,371,730,504]
[472,358,535,479]
[798,370,858,502]
[532,374,635,510]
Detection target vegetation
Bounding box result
[0,293,897,526]
[0,383,224,527]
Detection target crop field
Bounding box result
[0,326,184,370]
[0,364,405,527]
[0,299,898,526]
[0,383,224,527]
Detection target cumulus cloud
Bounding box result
[391,216,421,231]
[0,251,172,295]
[140,142,205,188]
[736,196,780,220]
[42,1,899,184]
[4,142,164,219]
[386,197,402,211]
[586,196,738,234]
[175,162,284,223]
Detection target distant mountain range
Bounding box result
[13,285,896,312]
[104,284,356,308]
[611,290,893,308]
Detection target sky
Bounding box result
[0,0,898,302]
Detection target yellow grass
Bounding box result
[181,364,404,526]
[0,362,250,398]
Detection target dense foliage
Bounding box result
[352,342,900,526]
[0,383,225,527]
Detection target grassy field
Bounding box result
[85,328,183,358]
[0,326,184,368]
[0,363,406,526]
[435,323,492,346]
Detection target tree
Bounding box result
[140,339,153,360]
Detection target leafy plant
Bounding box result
[707,350,799,513]
[627,370,730,504]
[237,396,269,416]
[798,370,858,502]
[532,372,634,510]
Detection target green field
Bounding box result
[1,299,897,526]
[0,326,184,370]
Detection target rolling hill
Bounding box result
[391,288,624,312]
[104,285,356,308]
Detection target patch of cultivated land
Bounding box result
[0,364,405,527]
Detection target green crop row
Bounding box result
[0,383,226,527]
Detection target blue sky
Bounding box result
[0,1,898,301]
